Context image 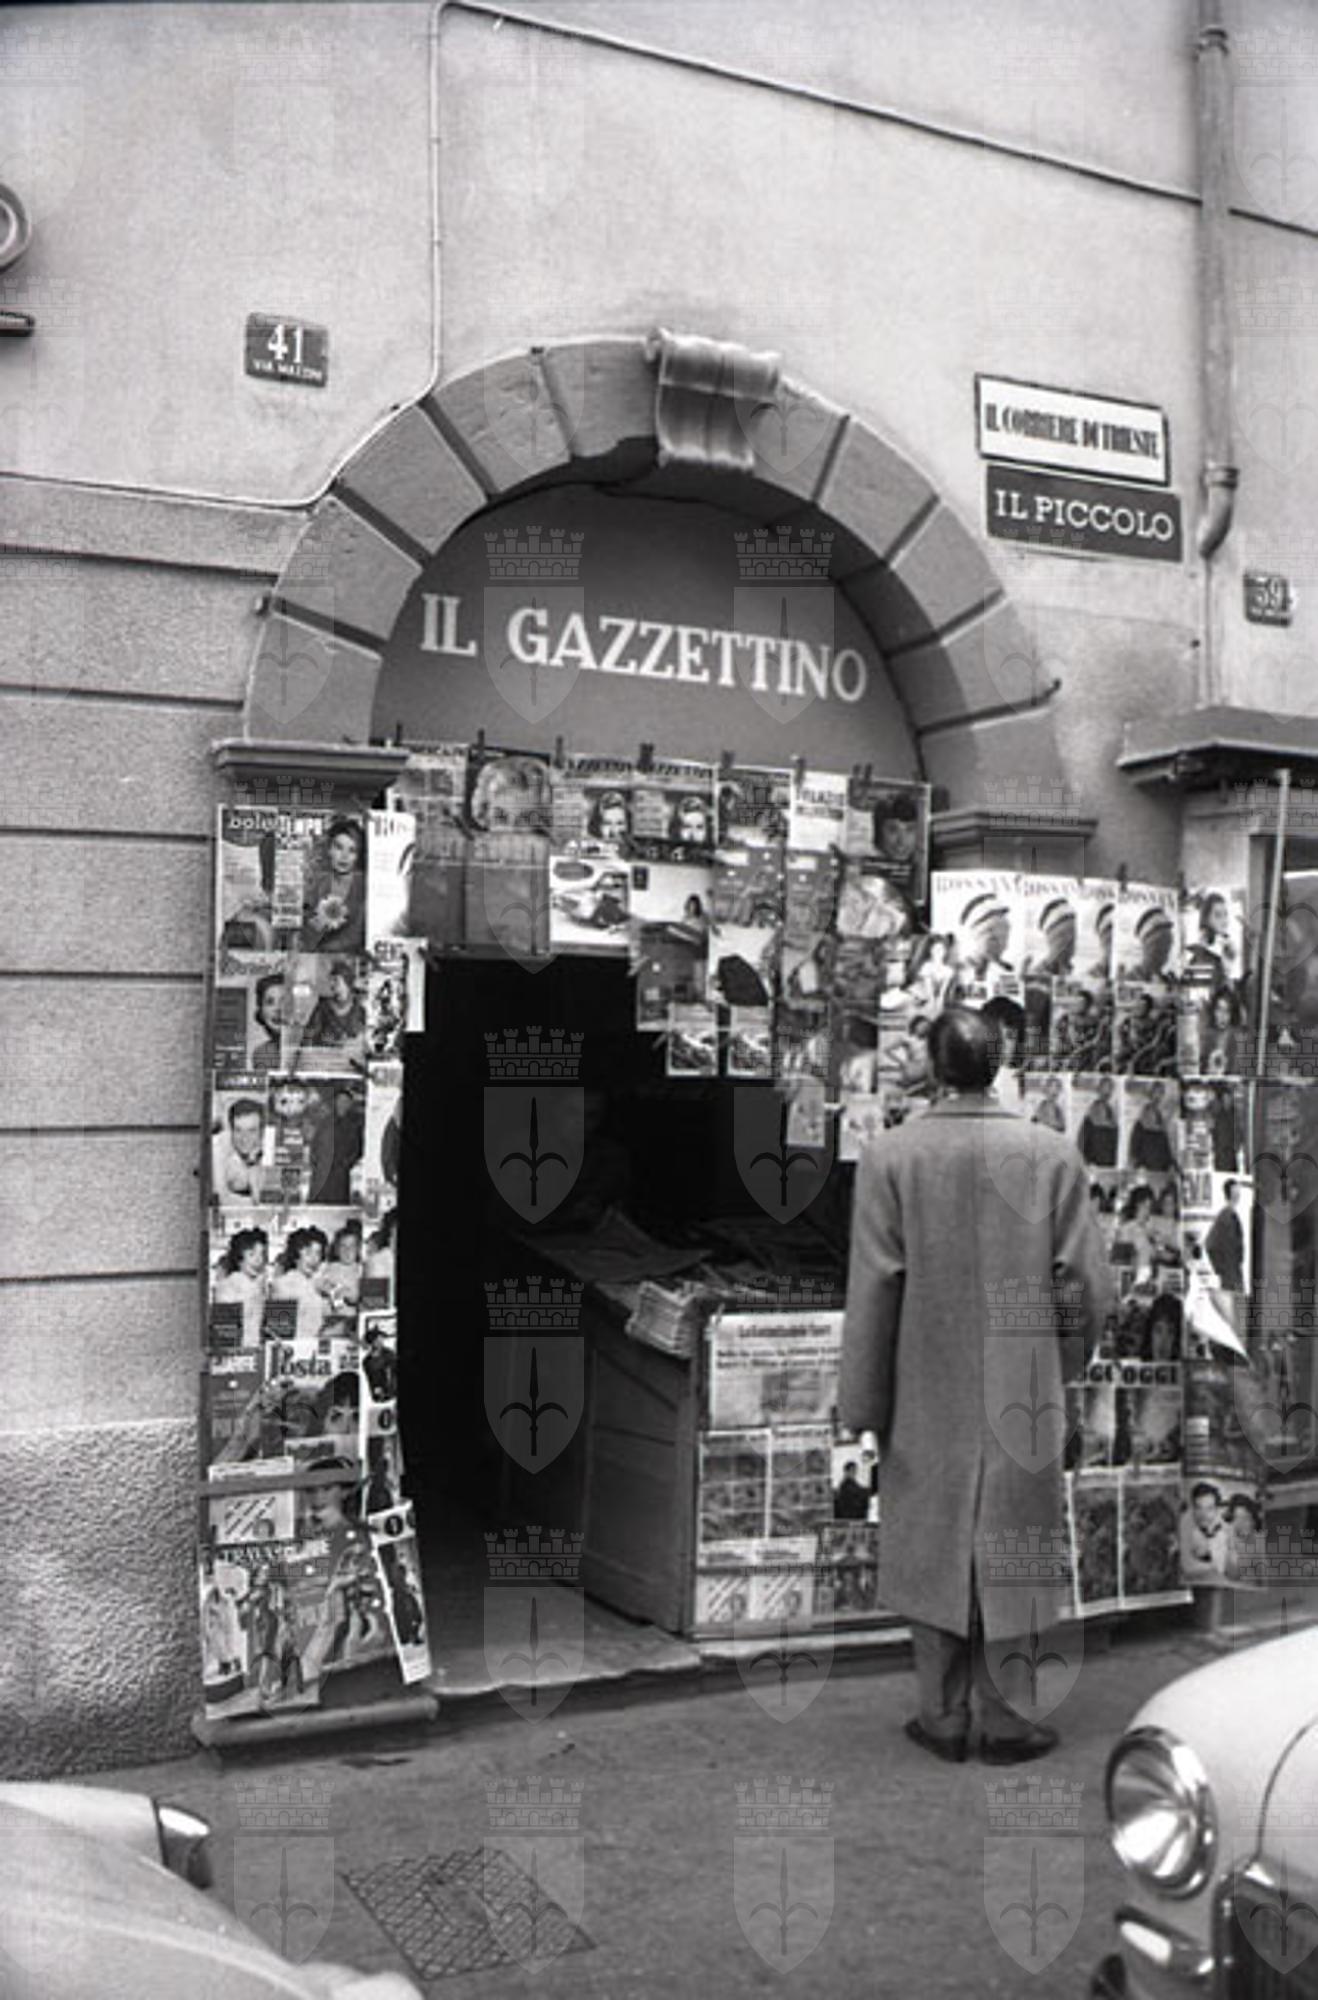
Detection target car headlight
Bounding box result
[1105,1725,1216,1897]
[154,1802,214,1890]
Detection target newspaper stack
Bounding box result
[625,1278,715,1359]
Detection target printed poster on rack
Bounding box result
[550,752,634,856]
[208,1206,365,1349]
[843,773,931,906]
[707,847,782,1012]
[368,1500,432,1684]
[388,745,469,948]
[367,809,417,948]
[630,861,712,1027]
[630,758,717,861]
[216,806,370,957]
[716,764,791,847]
[1113,881,1178,988]
[788,764,847,853]
[930,869,1022,1003]
[549,854,631,954]
[706,1309,843,1430]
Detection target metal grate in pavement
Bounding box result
[345,1849,594,1979]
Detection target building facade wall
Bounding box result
[0,0,1312,1771]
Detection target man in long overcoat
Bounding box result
[840,1009,1112,1762]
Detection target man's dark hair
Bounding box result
[1191,1481,1221,1505]
[228,1097,264,1129]
[928,1007,999,1092]
[877,792,919,824]
[978,994,1024,1069]
[1224,1178,1238,1197]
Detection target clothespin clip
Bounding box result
[792,754,807,789]
[553,735,566,770]
[1177,870,1188,900]
[720,748,735,774]
[638,742,655,774]
[394,720,405,748]
[1116,863,1130,894]
[474,728,486,756]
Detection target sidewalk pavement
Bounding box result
[91,1622,1231,1998]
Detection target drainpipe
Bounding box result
[1195,1,1238,706]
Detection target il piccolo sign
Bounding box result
[418,590,870,705]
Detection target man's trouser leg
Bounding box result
[908,1621,972,1743]
[970,1595,1040,1743]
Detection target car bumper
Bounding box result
[1093,1908,1215,2000]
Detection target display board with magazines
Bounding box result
[202,805,431,1720]
[202,747,1304,1700]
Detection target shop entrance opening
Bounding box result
[397,948,854,1690]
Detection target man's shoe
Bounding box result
[904,1717,968,1764]
[980,1723,1058,1764]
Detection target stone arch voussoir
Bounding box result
[243,336,1065,808]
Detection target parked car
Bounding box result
[1094,1626,1318,1997]
[0,1780,421,1999]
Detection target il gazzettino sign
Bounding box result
[976,375,1170,487]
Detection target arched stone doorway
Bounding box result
[201,334,1084,1732]
[240,334,1065,823]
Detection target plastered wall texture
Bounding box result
[0,0,1313,1769]
[0,1420,198,1777]
[0,503,287,1773]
